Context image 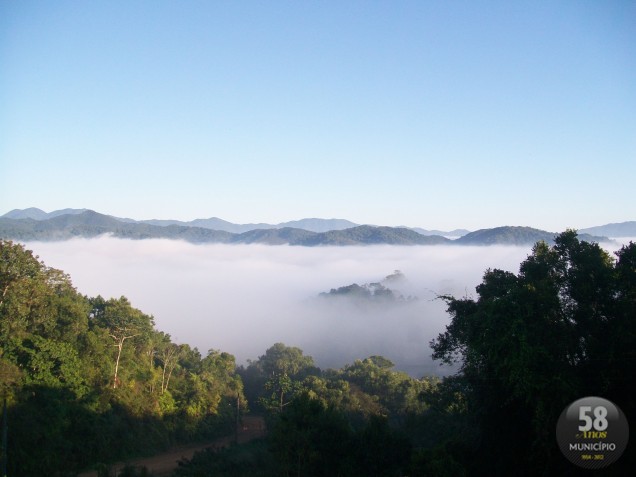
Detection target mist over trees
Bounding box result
[23,237,535,378]
[1,232,634,475]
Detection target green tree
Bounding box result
[269,393,354,477]
[0,240,252,474]
[90,296,154,389]
[340,356,428,417]
[1,240,94,400]
[249,343,317,413]
[430,231,636,474]
[259,342,316,377]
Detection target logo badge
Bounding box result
[556,396,629,469]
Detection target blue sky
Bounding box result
[1,0,634,231]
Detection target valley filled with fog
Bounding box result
[23,237,631,377]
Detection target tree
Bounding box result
[0,240,253,474]
[255,343,316,413]
[90,296,154,389]
[340,356,427,417]
[0,240,94,399]
[269,393,354,477]
[160,342,181,394]
[258,342,316,377]
[430,231,636,473]
[1,241,68,353]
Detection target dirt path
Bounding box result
[78,416,266,477]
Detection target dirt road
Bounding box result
[78,415,266,477]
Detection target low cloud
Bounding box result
[27,237,537,376]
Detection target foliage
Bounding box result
[172,440,276,477]
[3,232,632,476]
[239,343,317,414]
[430,231,636,474]
[0,240,246,476]
[177,394,411,477]
[454,225,607,245]
[319,281,415,306]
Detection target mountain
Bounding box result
[1,210,358,234]
[1,208,461,235]
[0,211,448,246]
[579,221,636,238]
[2,207,89,220]
[410,227,470,237]
[140,217,274,233]
[0,208,618,246]
[297,226,451,246]
[0,211,234,243]
[233,227,315,245]
[280,218,358,233]
[140,217,358,233]
[455,226,609,246]
[454,226,554,245]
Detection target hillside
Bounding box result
[0,209,615,246]
[2,207,89,220]
[0,211,234,243]
[579,221,636,238]
[0,211,449,246]
[232,227,315,245]
[296,225,451,246]
[1,208,461,235]
[454,226,608,246]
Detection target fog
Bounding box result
[24,238,560,377]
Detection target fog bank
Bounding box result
[26,238,537,376]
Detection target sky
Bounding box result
[1,1,635,231]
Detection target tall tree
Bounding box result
[430,231,636,473]
[159,341,181,394]
[255,343,316,413]
[90,296,154,389]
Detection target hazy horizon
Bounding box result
[3,206,635,233]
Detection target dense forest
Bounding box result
[0,239,244,475]
[1,231,634,476]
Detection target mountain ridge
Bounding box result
[0,208,456,236]
[0,212,450,246]
[579,221,636,238]
[0,208,617,246]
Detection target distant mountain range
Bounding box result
[0,210,448,245]
[1,208,359,234]
[578,222,636,238]
[0,207,625,246]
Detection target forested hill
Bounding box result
[0,210,611,245]
[0,239,247,475]
[455,225,606,245]
[579,221,636,237]
[0,211,452,245]
[1,208,359,234]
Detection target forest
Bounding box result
[0,231,634,476]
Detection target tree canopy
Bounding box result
[2,232,633,476]
[0,240,247,476]
[430,231,636,474]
